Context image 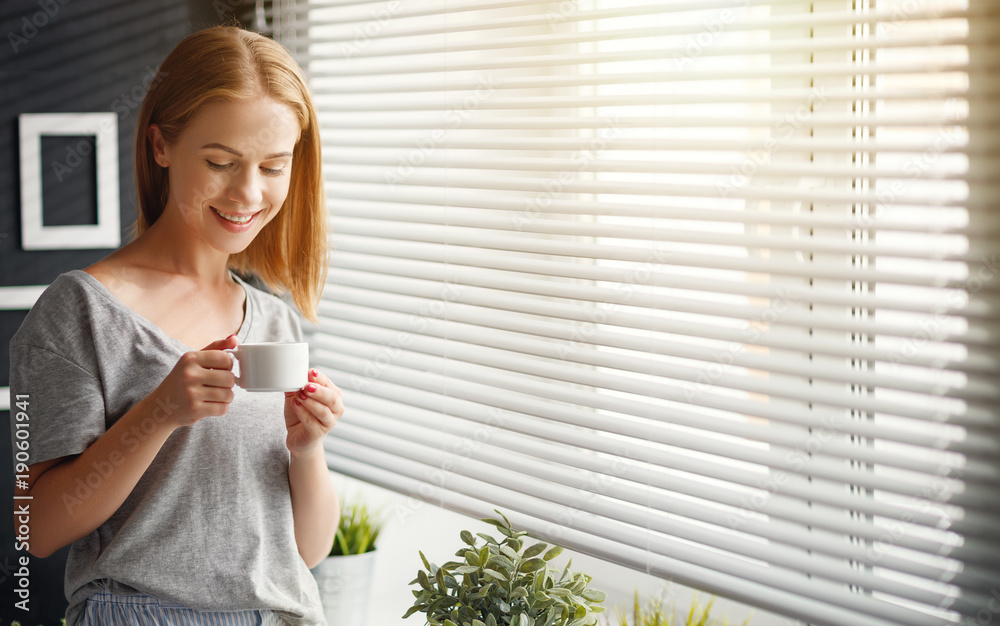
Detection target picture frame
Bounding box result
[18,112,121,250]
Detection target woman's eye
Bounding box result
[261,166,285,177]
[206,161,231,171]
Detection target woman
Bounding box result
[9,25,339,625]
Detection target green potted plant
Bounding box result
[405,510,607,626]
[611,590,750,626]
[310,497,386,626]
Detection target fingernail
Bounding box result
[294,399,301,406]
[306,383,317,393]
[310,368,318,378]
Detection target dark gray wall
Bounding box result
[0,1,250,622]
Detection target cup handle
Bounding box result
[223,348,242,388]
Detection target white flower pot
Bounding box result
[311,550,377,626]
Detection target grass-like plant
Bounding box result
[329,497,385,556]
[611,591,750,626]
[405,510,607,626]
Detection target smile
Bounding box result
[212,207,258,225]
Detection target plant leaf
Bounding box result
[543,546,564,561]
[522,542,548,558]
[581,589,606,603]
[520,557,547,572]
[483,568,507,581]
[500,544,521,562]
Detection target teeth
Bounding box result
[213,207,254,224]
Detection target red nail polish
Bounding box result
[306,383,317,393]
[310,368,318,378]
[294,398,301,406]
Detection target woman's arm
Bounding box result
[284,368,344,568]
[23,338,238,558]
[288,445,340,568]
[25,394,181,558]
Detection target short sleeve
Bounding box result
[9,343,106,466]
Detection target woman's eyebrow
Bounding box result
[201,142,292,159]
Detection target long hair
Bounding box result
[133,25,327,322]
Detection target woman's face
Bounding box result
[149,96,301,254]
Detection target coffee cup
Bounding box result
[225,342,309,392]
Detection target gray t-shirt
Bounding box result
[8,269,325,626]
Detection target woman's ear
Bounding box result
[147,124,170,168]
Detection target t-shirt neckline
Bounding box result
[68,269,253,352]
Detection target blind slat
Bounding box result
[297,35,983,75]
[324,185,993,236]
[310,62,975,92]
[329,203,980,262]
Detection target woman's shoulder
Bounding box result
[232,272,304,342]
[20,269,105,322]
[9,269,111,358]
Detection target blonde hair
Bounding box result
[134,25,327,322]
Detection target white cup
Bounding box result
[226,342,309,392]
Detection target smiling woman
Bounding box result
[134,26,328,319]
[8,25,341,626]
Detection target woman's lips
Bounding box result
[212,206,260,232]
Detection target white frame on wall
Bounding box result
[18,112,121,250]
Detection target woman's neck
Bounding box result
[131,205,233,285]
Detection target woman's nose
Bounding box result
[227,169,264,207]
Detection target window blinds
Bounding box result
[272,1,999,624]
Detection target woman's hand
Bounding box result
[283,368,344,458]
[149,334,239,430]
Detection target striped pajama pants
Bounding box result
[78,591,288,625]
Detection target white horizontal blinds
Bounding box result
[278,1,999,625]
